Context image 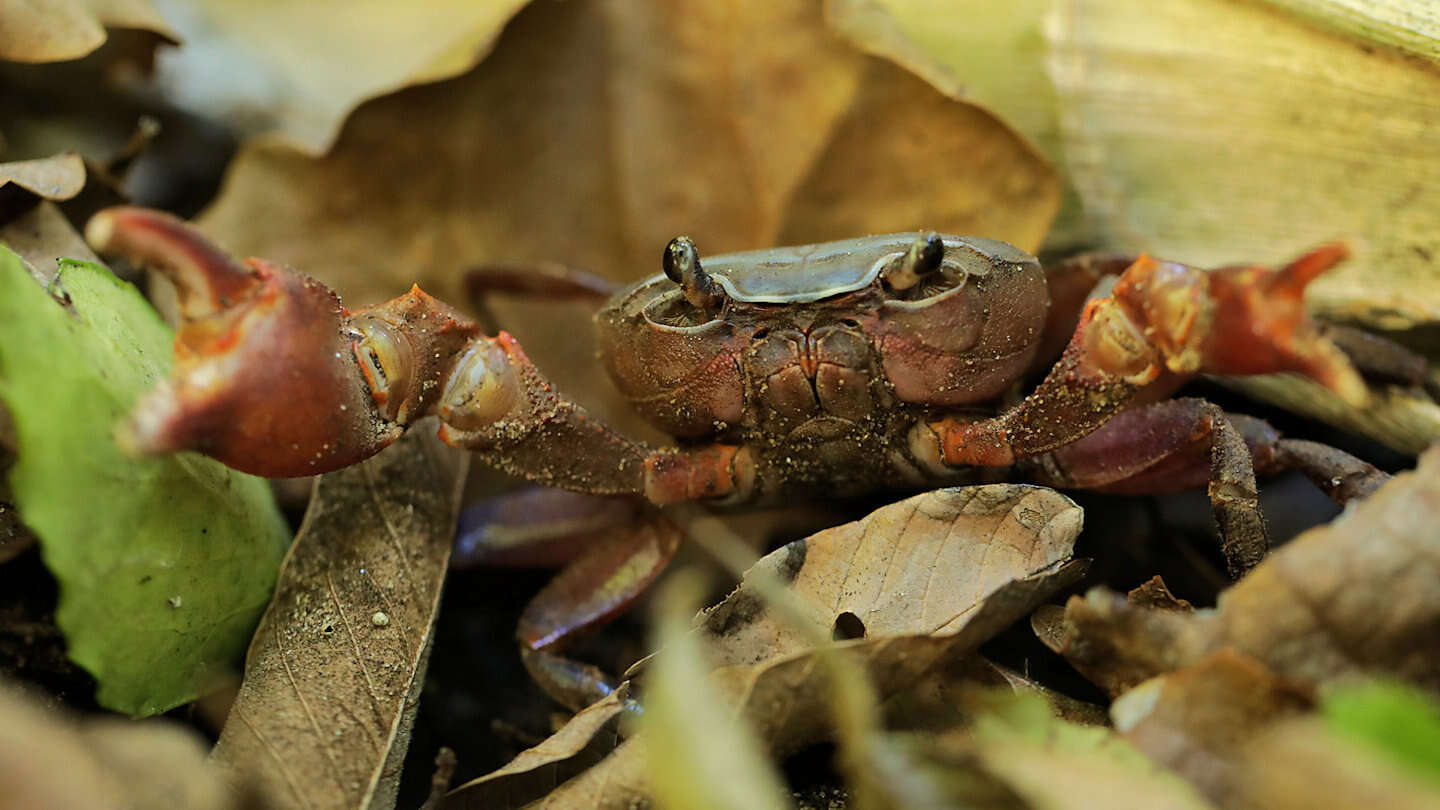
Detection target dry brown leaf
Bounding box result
[0,0,173,63]
[0,679,239,810]
[149,0,531,153]
[1110,650,1314,805]
[210,421,468,810]
[0,198,102,284]
[0,154,85,200]
[1044,444,1440,696]
[830,0,1440,331]
[699,485,1084,667]
[443,686,629,809]
[196,0,1058,433]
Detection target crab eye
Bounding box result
[883,233,946,292]
[663,236,698,284]
[351,315,414,422]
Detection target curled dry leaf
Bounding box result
[210,423,467,810]
[150,0,532,153]
[0,0,173,63]
[1110,650,1315,805]
[0,154,85,200]
[1042,445,1440,697]
[699,485,1084,666]
[830,0,1440,331]
[0,680,239,810]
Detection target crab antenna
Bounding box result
[663,236,725,314]
[884,232,945,291]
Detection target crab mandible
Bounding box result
[87,207,1383,704]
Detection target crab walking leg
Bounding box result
[1024,399,1268,576]
[515,508,684,711]
[920,245,1368,469]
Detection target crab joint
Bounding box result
[437,336,524,431]
[643,445,754,504]
[912,418,1016,469]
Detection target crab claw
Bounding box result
[1102,243,1368,406]
[1201,244,1368,404]
[86,207,476,477]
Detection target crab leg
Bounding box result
[921,245,1368,469]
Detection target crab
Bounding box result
[85,206,1392,709]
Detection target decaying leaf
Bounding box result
[0,154,85,200]
[829,0,1440,332]
[149,0,532,153]
[0,248,290,715]
[1110,650,1314,805]
[1043,445,1440,696]
[0,0,173,63]
[210,423,467,810]
[699,485,1084,666]
[0,679,241,810]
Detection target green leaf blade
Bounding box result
[0,248,290,716]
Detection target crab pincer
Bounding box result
[927,244,1368,469]
[85,206,478,477]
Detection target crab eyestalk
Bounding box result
[84,207,477,477]
[663,236,725,316]
[881,232,945,291]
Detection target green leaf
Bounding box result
[1322,681,1440,786]
[0,247,290,716]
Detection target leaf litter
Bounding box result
[2,2,1438,808]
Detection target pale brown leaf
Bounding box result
[830,0,1440,330]
[699,485,1083,667]
[150,0,531,153]
[0,680,239,810]
[0,154,85,201]
[210,422,468,810]
[0,0,173,63]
